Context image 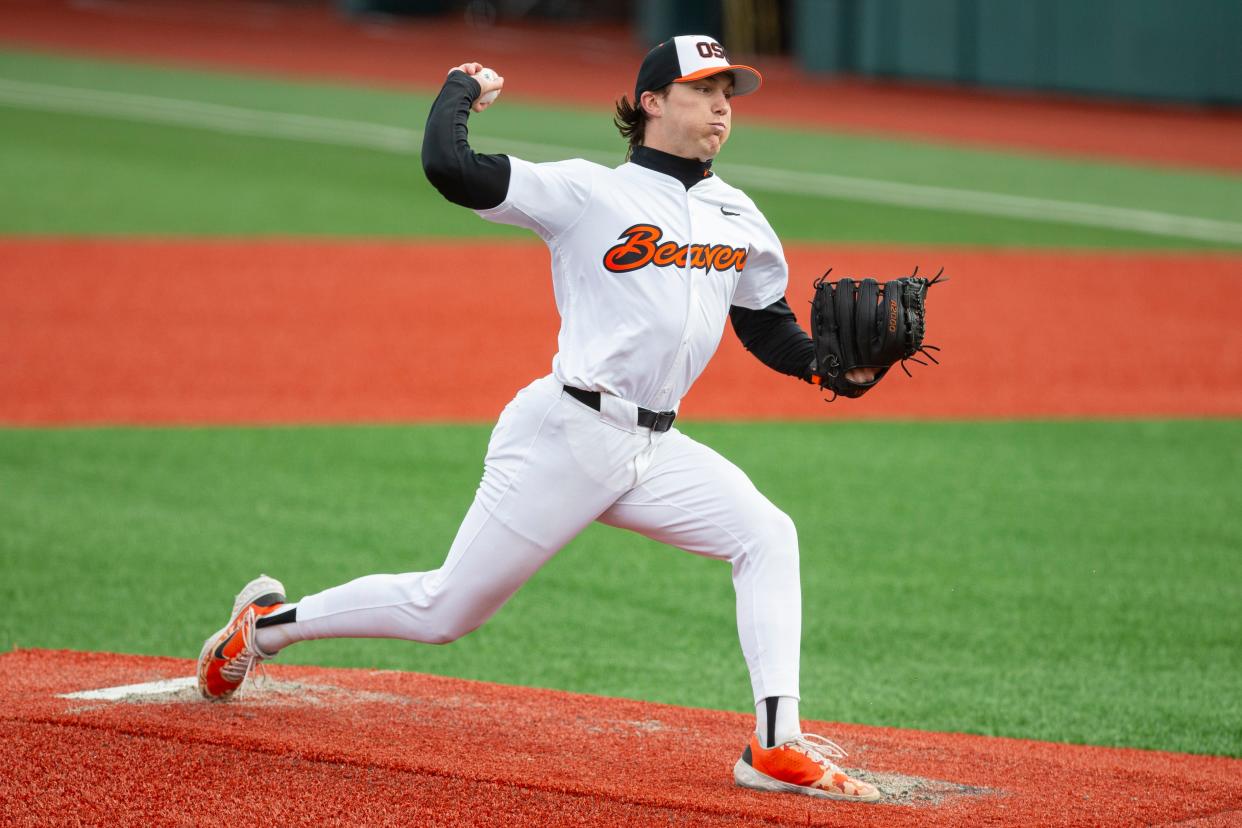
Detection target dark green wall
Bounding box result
[636,0,724,47]
[792,0,1241,105]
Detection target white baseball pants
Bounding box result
[294,374,801,703]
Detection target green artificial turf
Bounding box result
[2,420,1239,756]
[2,49,1240,247]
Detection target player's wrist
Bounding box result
[446,69,482,97]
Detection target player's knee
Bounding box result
[414,608,476,645]
[422,627,465,645]
[747,507,799,564]
[422,603,489,645]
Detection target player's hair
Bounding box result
[614,86,670,159]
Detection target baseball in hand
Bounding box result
[477,68,501,106]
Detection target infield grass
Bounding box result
[3,420,1239,757]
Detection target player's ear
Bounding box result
[640,90,663,118]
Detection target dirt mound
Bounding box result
[5,649,1240,826]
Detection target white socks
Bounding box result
[756,696,800,748]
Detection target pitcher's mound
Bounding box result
[3,649,1239,827]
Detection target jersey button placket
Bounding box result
[663,196,697,410]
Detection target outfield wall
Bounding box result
[790,0,1239,105]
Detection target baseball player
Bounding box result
[198,35,881,804]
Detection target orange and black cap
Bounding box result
[634,35,763,100]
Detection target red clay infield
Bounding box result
[3,0,1240,172]
[2,238,1240,425]
[4,649,1241,828]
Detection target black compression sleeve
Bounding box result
[729,297,817,383]
[421,70,511,210]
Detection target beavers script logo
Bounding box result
[603,224,748,274]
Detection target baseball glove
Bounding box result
[808,267,944,400]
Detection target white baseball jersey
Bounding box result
[477,156,789,412]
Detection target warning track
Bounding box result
[3,650,1240,827]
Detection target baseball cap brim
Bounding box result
[674,64,763,96]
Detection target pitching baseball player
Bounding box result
[198,35,881,804]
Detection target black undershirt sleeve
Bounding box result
[729,297,817,383]
[421,70,511,210]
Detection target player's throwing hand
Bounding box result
[448,62,504,112]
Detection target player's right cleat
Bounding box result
[733,732,882,803]
[196,574,286,701]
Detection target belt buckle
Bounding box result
[651,410,676,432]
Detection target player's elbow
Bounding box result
[421,152,460,201]
[422,153,511,211]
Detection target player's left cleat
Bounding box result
[196,574,286,701]
[733,732,882,803]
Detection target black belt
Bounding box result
[563,385,677,432]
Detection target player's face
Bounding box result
[659,73,734,161]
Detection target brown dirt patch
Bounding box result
[3,649,1240,827]
[2,238,1240,424]
[3,0,1240,172]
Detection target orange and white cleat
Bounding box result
[196,574,286,701]
[733,732,882,803]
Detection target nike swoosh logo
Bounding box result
[720,206,741,216]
